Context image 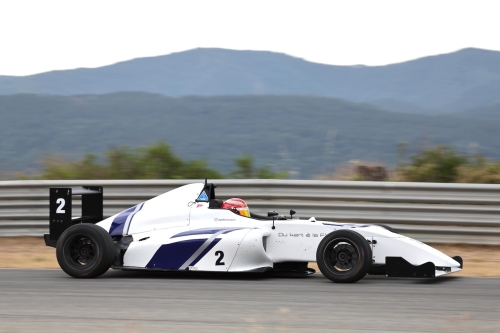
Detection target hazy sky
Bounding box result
[1,0,499,76]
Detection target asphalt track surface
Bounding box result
[1,269,499,333]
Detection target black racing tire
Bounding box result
[316,230,372,283]
[56,224,115,278]
[377,224,398,234]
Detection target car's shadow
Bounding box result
[99,269,285,281]
[97,269,463,284]
[414,276,461,284]
[361,274,462,285]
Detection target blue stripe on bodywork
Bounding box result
[323,223,370,228]
[171,228,244,238]
[146,228,247,270]
[124,202,144,235]
[109,206,136,236]
[322,223,345,227]
[185,238,221,269]
[109,203,144,236]
[146,239,208,269]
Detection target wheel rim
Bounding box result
[323,237,360,275]
[64,234,99,269]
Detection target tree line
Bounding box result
[31,141,288,180]
[396,144,500,183]
[5,141,500,183]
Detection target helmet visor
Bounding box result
[238,207,250,217]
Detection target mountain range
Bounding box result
[1,48,500,113]
[1,48,499,178]
[1,94,499,178]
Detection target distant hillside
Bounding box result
[457,102,500,120]
[1,48,500,113]
[1,94,499,178]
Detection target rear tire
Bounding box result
[56,224,115,278]
[316,230,372,283]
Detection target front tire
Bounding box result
[56,224,115,278]
[316,230,372,283]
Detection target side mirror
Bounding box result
[268,211,278,230]
[290,209,296,218]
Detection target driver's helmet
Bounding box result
[221,198,250,217]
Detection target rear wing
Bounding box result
[44,186,103,247]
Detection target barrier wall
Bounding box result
[1,180,499,244]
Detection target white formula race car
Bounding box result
[44,181,463,282]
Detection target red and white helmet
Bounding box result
[221,198,250,217]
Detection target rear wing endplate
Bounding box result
[44,186,103,247]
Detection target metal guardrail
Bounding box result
[1,180,499,244]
